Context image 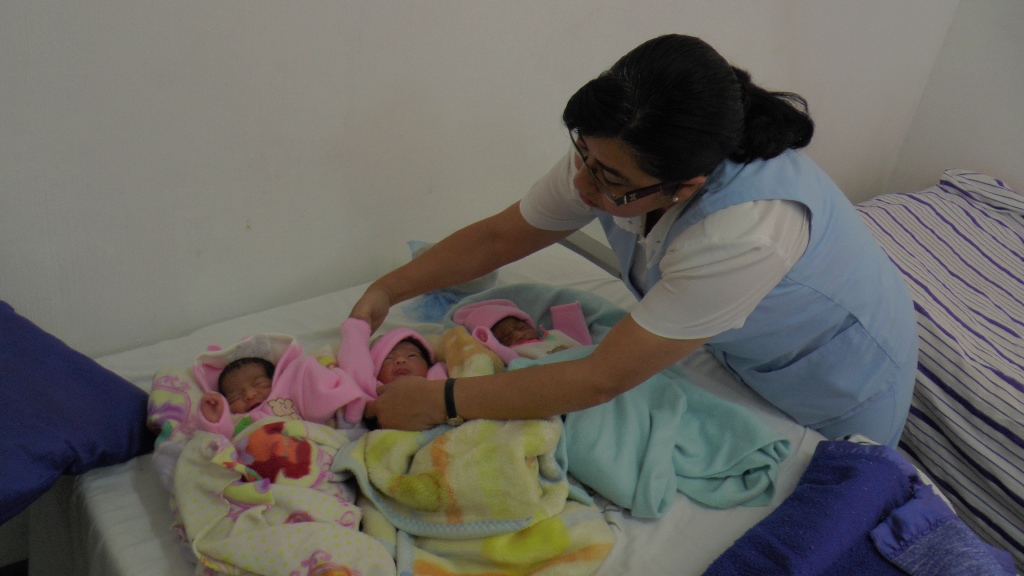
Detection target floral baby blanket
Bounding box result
[149,356,395,576]
[175,421,394,576]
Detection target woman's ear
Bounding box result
[672,175,707,203]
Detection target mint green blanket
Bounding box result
[448,284,791,518]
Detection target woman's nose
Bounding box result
[573,167,600,196]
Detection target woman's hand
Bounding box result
[365,376,445,431]
[348,284,393,333]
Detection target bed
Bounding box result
[8,169,1022,575]
[856,169,1024,572]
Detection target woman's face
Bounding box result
[571,135,703,218]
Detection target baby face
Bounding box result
[220,362,273,414]
[492,316,539,347]
[378,340,430,384]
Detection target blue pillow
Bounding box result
[0,300,154,524]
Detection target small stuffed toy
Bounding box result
[435,326,505,378]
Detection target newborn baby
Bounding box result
[452,299,589,364]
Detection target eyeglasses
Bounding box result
[569,129,685,207]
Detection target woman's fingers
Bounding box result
[349,286,393,332]
[368,376,439,431]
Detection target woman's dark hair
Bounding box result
[562,34,814,182]
[218,357,276,391]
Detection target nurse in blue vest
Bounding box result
[351,34,917,447]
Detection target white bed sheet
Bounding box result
[28,243,825,576]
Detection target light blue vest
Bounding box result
[597,150,917,430]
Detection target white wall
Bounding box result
[889,0,1024,193]
[0,1,959,358]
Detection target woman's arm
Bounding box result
[349,202,573,331]
[367,314,711,430]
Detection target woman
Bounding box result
[350,34,917,447]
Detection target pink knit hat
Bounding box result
[451,299,535,332]
[369,328,436,376]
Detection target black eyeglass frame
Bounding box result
[569,129,687,207]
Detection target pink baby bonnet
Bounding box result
[369,328,436,376]
[451,299,535,332]
[192,333,297,394]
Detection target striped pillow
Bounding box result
[856,169,1024,572]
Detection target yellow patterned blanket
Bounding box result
[331,326,614,576]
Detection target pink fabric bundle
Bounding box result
[369,328,437,376]
[451,299,535,332]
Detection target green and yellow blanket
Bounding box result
[331,324,615,576]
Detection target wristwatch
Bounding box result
[444,377,465,426]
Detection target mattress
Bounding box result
[28,243,827,576]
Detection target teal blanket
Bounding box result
[449,284,791,518]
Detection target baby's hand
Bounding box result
[200,392,225,423]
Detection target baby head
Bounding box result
[370,328,436,384]
[218,357,275,414]
[491,316,540,347]
[378,339,431,383]
[452,299,538,347]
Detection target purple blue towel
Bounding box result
[704,441,1015,576]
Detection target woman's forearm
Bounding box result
[453,355,621,421]
[368,315,710,430]
[452,315,710,422]
[370,203,573,306]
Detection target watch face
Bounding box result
[446,417,465,426]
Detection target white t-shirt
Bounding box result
[520,152,809,340]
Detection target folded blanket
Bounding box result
[513,347,791,518]
[704,440,1016,576]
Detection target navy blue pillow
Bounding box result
[0,301,154,524]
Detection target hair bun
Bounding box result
[731,66,752,112]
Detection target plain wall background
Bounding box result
[4,0,1024,565]
[2,0,966,361]
[888,0,1024,193]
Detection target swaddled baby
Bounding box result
[193,334,372,438]
[452,299,592,364]
[337,318,448,405]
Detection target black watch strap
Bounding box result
[444,377,464,426]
